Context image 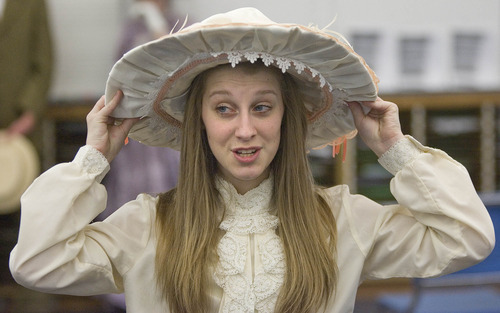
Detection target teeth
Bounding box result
[237,149,256,156]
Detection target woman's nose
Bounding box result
[235,113,257,140]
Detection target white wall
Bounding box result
[173,0,500,93]
[171,0,336,27]
[45,0,500,100]
[331,0,500,92]
[46,0,127,101]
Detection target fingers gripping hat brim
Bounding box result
[105,7,378,150]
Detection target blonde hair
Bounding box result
[155,62,338,313]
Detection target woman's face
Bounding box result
[201,65,284,194]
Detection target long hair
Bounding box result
[155,62,338,313]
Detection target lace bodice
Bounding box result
[214,177,285,313]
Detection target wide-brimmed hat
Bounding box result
[0,131,39,214]
[105,7,378,152]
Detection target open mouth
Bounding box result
[235,149,257,157]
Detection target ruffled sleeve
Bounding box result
[341,136,495,280]
[9,146,156,296]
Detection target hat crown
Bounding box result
[194,7,274,27]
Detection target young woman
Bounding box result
[10,8,495,313]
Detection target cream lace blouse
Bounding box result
[10,137,495,313]
[214,177,284,312]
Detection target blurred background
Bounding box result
[1,0,500,312]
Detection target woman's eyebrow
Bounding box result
[206,89,278,99]
[256,90,279,96]
[206,89,231,99]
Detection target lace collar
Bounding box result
[215,175,278,235]
[216,175,274,217]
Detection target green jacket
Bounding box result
[0,0,53,129]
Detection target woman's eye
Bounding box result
[216,105,231,114]
[254,104,271,113]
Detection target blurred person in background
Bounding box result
[0,0,52,284]
[100,0,181,221]
[117,0,179,58]
[98,1,180,310]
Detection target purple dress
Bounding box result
[100,140,179,219]
[100,2,181,220]
[99,4,182,309]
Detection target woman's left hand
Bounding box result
[348,97,405,157]
[86,91,139,162]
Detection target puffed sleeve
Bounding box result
[343,136,495,280]
[9,146,156,296]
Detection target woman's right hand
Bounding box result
[85,91,139,162]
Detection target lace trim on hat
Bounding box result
[378,137,422,175]
[211,51,333,92]
[140,50,356,156]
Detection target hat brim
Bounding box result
[105,8,378,150]
[0,132,39,214]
